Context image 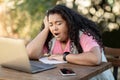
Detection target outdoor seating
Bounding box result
[104,47,120,80]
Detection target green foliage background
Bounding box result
[9,0,57,40]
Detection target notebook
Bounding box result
[0,37,56,73]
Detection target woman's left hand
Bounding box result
[48,54,64,61]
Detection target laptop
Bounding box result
[0,37,56,73]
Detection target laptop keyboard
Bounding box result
[31,65,44,71]
[30,60,56,72]
[30,61,44,70]
[30,60,42,66]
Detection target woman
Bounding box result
[26,5,114,80]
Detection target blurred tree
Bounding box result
[0,0,3,3]
[12,0,57,40]
[0,0,57,42]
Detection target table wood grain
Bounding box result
[0,62,112,80]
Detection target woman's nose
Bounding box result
[54,26,58,31]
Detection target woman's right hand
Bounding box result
[43,16,49,30]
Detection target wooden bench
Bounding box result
[104,47,120,80]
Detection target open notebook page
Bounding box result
[39,57,67,64]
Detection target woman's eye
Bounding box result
[57,22,62,25]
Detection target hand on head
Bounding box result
[43,16,49,30]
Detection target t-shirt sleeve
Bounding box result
[80,33,99,52]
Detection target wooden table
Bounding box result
[0,62,112,80]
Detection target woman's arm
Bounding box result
[48,46,102,66]
[66,46,102,65]
[26,17,49,59]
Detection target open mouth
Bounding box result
[54,33,59,38]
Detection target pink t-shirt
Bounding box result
[43,33,99,54]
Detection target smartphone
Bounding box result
[59,68,76,76]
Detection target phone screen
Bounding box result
[59,68,76,76]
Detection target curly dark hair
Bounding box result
[41,4,103,53]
